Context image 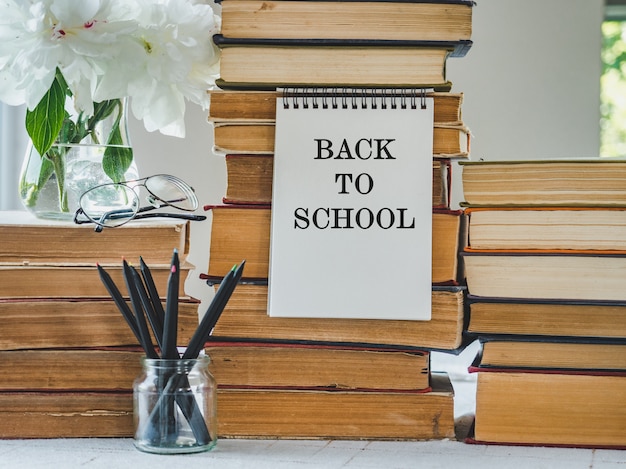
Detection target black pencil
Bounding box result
[183,261,245,359]
[139,256,165,332]
[130,265,164,353]
[162,249,180,359]
[97,263,141,343]
[123,260,158,359]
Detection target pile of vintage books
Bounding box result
[0,213,196,437]
[461,159,626,448]
[203,0,475,439]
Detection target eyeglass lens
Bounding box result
[79,184,140,227]
[78,174,198,228]
[144,175,198,211]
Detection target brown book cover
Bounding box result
[222,154,452,209]
[0,211,189,265]
[206,340,430,391]
[205,204,465,284]
[202,282,466,351]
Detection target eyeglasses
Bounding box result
[73,174,207,232]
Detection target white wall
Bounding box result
[2,0,605,299]
[0,0,605,417]
[127,105,225,302]
[446,0,604,206]
[128,0,604,299]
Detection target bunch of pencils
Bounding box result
[97,250,245,360]
[97,250,245,447]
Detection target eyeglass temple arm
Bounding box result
[133,212,207,222]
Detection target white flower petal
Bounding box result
[0,0,221,136]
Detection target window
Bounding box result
[601,1,626,156]
[0,104,27,210]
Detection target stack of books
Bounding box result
[0,211,200,438]
[459,159,626,448]
[203,0,475,440]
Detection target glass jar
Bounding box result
[133,356,217,454]
[19,97,137,220]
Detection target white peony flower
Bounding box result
[122,0,221,137]
[0,0,221,136]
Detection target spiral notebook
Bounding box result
[269,89,434,320]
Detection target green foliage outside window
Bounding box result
[601,21,626,157]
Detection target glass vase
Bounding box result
[19,97,138,220]
[133,356,218,454]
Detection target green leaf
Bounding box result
[102,99,133,183]
[25,71,66,156]
[103,144,133,184]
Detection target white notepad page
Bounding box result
[269,90,434,320]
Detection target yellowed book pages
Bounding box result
[0,298,199,350]
[220,1,473,41]
[473,370,626,447]
[206,342,430,390]
[0,211,189,265]
[0,263,192,298]
[218,46,450,88]
[212,122,469,158]
[208,90,465,125]
[0,392,134,438]
[217,372,455,440]
[0,348,144,390]
[480,340,626,370]
[467,299,626,339]
[206,205,463,284]
[210,283,465,350]
[461,159,626,206]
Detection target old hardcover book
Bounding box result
[205,204,465,284]
[0,297,200,350]
[214,36,470,89]
[0,211,189,265]
[208,90,465,124]
[217,372,455,440]
[466,296,626,340]
[219,0,474,41]
[212,122,470,158]
[222,154,451,208]
[462,251,626,301]
[468,354,626,448]
[0,392,134,438]
[464,207,626,251]
[206,341,430,390]
[0,374,454,440]
[0,263,191,298]
[204,282,466,350]
[0,347,144,391]
[460,159,626,206]
[478,337,626,371]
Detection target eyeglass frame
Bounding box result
[73,174,207,232]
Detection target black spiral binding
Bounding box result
[281,88,428,111]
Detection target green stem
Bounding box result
[48,147,69,213]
